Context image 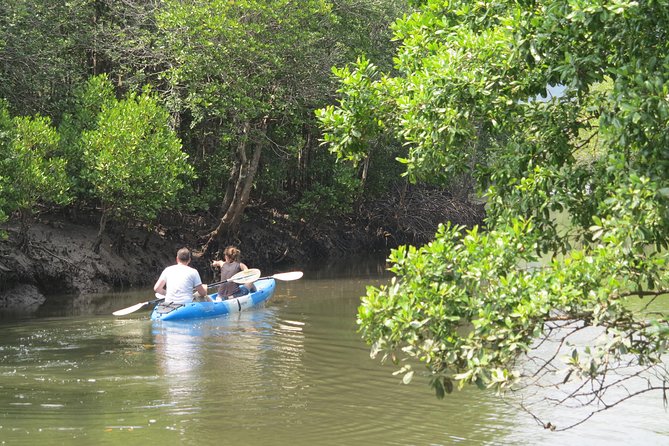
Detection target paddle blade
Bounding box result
[113,301,149,316]
[231,268,261,283]
[113,295,165,316]
[272,271,303,281]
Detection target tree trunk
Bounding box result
[202,119,265,255]
[355,142,374,210]
[297,124,313,191]
[93,206,108,254]
[218,157,241,217]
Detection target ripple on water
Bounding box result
[0,283,667,445]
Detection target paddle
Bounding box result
[112,268,262,316]
[210,268,261,287]
[260,271,303,282]
[112,296,166,316]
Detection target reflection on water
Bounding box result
[154,322,205,416]
[0,263,666,445]
[151,307,307,424]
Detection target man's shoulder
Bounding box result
[182,264,200,277]
[164,263,196,273]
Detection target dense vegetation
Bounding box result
[0,0,411,253]
[4,0,666,431]
[319,0,669,430]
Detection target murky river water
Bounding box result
[0,261,667,445]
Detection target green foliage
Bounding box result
[360,219,663,392]
[81,86,194,223]
[322,0,669,424]
[0,102,12,226]
[58,75,118,199]
[360,221,541,393]
[152,0,409,212]
[289,162,361,222]
[0,0,94,117]
[156,0,332,125]
[363,138,407,198]
[0,0,411,226]
[317,57,389,165]
[0,100,70,236]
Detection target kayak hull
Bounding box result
[151,278,276,321]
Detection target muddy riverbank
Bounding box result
[0,188,484,309]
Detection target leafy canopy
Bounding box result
[0,100,70,234]
[81,79,193,222]
[319,0,669,429]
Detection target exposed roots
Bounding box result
[361,184,485,248]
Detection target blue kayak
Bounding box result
[151,278,276,321]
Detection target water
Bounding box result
[0,263,667,445]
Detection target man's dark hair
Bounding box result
[177,247,191,262]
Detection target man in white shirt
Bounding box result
[153,247,210,303]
